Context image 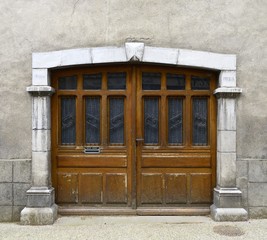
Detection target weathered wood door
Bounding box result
[51,65,216,214]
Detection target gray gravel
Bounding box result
[1,216,267,240]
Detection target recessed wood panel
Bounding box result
[57,155,127,168]
[57,173,78,203]
[141,174,163,204]
[190,173,212,203]
[106,174,127,204]
[142,155,211,168]
[80,173,103,204]
[165,173,187,204]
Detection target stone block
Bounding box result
[0,183,12,205]
[26,187,55,207]
[178,49,236,70]
[236,161,248,207]
[13,160,31,183]
[236,160,248,179]
[32,51,61,69]
[143,46,178,65]
[92,47,126,64]
[0,206,12,222]
[248,160,267,182]
[32,69,50,86]
[213,187,242,208]
[32,96,51,130]
[249,207,267,219]
[125,42,145,61]
[32,129,51,152]
[60,48,91,66]
[240,188,248,208]
[32,151,51,186]
[0,160,12,182]
[14,183,31,206]
[248,183,267,206]
[13,206,25,222]
[217,98,236,131]
[20,204,58,225]
[219,71,237,87]
[210,205,248,221]
[217,130,236,153]
[217,153,236,187]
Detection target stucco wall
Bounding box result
[0,0,266,221]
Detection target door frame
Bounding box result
[23,42,247,224]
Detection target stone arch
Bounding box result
[22,43,247,224]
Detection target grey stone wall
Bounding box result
[0,160,31,221]
[0,0,266,221]
[236,159,267,218]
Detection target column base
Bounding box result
[210,204,248,221]
[211,187,248,221]
[20,187,58,225]
[20,204,58,225]
[26,187,55,207]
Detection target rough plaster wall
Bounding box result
[0,1,266,164]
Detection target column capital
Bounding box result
[26,86,55,96]
[214,87,242,98]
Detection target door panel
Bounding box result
[190,173,212,203]
[80,173,103,204]
[165,173,187,204]
[141,174,163,204]
[136,66,216,208]
[106,173,127,204]
[52,65,216,213]
[57,173,78,204]
[52,66,133,207]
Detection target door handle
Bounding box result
[136,138,144,146]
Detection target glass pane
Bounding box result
[59,76,77,90]
[168,98,183,144]
[83,73,102,90]
[109,97,124,144]
[61,97,76,144]
[85,97,100,144]
[107,72,126,90]
[167,74,185,90]
[192,98,208,145]
[142,72,161,90]
[191,76,210,90]
[144,97,159,144]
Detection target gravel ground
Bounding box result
[1,216,267,240]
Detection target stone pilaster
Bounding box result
[210,71,248,221]
[21,81,57,225]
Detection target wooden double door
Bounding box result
[51,65,216,214]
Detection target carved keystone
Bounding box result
[125,42,145,61]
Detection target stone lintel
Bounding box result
[20,204,58,225]
[210,205,248,221]
[26,86,55,96]
[32,44,237,70]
